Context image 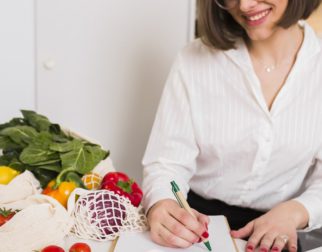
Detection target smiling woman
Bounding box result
[142,0,322,252]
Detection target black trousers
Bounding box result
[187,190,302,252]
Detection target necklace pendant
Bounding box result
[265,65,275,73]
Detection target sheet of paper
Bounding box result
[306,248,322,252]
[114,215,240,252]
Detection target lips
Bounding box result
[243,8,271,26]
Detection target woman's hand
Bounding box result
[231,200,309,252]
[147,199,210,248]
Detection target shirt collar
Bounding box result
[223,21,321,70]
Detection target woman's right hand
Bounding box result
[147,199,210,248]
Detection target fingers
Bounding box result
[150,223,193,248]
[246,227,267,252]
[259,233,279,252]
[170,207,209,241]
[287,234,298,252]
[231,221,254,239]
[192,208,210,224]
[193,209,210,230]
[147,199,208,248]
[258,233,297,252]
[270,234,289,252]
[231,219,297,252]
[163,210,200,243]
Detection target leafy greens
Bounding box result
[0,110,109,188]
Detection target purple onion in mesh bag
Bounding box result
[85,191,126,236]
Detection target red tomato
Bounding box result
[0,208,16,227]
[41,245,65,252]
[69,242,91,252]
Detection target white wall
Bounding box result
[0,0,195,184]
[0,0,35,122]
[36,0,195,183]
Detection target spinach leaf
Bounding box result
[7,158,28,173]
[0,126,38,146]
[60,144,108,174]
[35,162,62,173]
[21,110,51,132]
[20,144,60,165]
[19,131,60,165]
[2,149,21,161]
[31,168,58,188]
[49,124,70,143]
[0,135,20,150]
[50,139,83,153]
[29,131,54,148]
[0,155,10,166]
[0,118,26,131]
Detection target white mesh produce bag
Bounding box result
[68,188,148,241]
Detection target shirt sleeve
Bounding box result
[293,145,322,231]
[141,54,199,213]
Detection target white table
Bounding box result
[65,236,115,252]
[65,235,322,252]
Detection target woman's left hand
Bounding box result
[231,200,309,252]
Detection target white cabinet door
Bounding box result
[0,0,35,122]
[36,0,195,182]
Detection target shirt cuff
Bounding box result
[142,185,176,215]
[293,195,322,232]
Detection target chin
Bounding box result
[245,29,274,41]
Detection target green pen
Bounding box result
[171,180,212,251]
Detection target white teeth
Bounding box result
[247,10,269,21]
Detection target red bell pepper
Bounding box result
[100,172,143,207]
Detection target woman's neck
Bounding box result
[247,24,304,65]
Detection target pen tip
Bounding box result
[204,241,212,251]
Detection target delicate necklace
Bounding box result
[250,26,303,74]
[254,57,294,73]
[263,64,276,73]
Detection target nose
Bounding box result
[239,0,258,11]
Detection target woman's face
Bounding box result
[226,0,289,41]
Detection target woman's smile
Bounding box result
[243,8,272,27]
[225,0,289,41]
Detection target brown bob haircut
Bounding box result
[197,0,322,50]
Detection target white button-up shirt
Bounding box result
[142,22,322,230]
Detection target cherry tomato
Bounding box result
[69,242,91,252]
[41,245,65,252]
[0,208,16,227]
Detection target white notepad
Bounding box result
[114,215,239,252]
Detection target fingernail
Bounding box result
[246,245,253,251]
[260,248,268,252]
[272,247,279,252]
[202,231,209,238]
[290,246,297,252]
